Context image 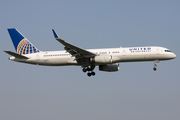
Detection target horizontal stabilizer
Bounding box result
[4,51,29,59]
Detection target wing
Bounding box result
[52,29,96,60]
[4,51,29,59]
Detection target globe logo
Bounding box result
[17,39,39,55]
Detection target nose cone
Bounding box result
[171,53,176,59]
[173,53,176,59]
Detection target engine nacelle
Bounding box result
[90,55,112,64]
[99,63,119,72]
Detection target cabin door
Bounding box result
[156,49,160,55]
[122,50,126,56]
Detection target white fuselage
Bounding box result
[9,46,176,66]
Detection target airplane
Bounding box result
[4,28,176,77]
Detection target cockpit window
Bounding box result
[165,50,171,52]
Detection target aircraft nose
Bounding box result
[172,53,176,59]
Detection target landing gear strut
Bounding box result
[153,60,159,71]
[82,65,96,77]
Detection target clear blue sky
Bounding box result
[1,0,180,120]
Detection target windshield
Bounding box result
[165,50,171,52]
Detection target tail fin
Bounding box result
[7,28,40,55]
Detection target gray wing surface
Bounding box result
[52,29,96,59]
[4,51,29,59]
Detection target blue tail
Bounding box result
[8,28,40,55]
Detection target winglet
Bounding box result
[52,29,59,39]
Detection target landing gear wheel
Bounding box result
[82,65,96,77]
[91,72,95,76]
[153,67,157,71]
[87,68,91,71]
[82,68,87,72]
[87,73,91,77]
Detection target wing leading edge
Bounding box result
[52,29,96,59]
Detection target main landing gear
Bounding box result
[153,60,159,71]
[82,65,96,77]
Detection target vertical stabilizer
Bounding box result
[8,28,40,55]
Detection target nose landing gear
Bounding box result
[153,67,157,71]
[153,60,159,71]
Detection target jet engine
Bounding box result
[99,63,119,72]
[90,55,112,64]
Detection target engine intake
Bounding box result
[99,63,119,72]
